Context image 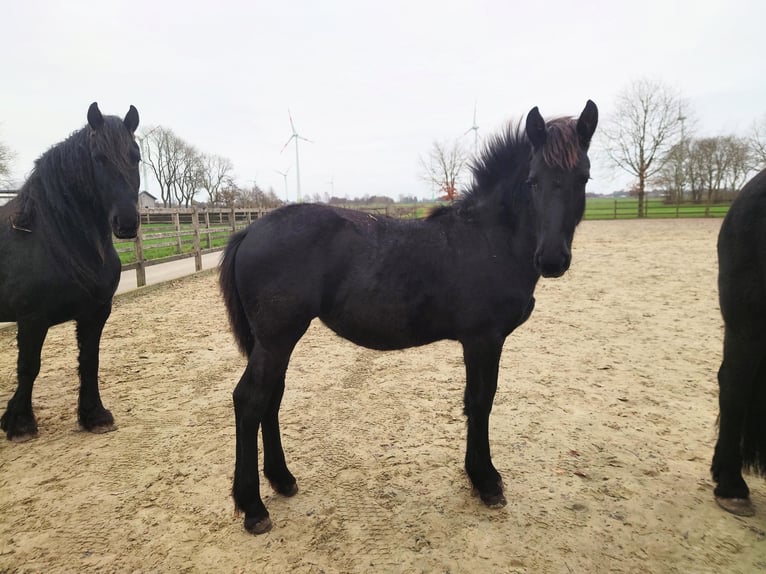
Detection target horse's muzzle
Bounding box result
[535,251,571,278]
[112,214,139,239]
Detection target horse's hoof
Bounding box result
[9,431,39,443]
[86,423,117,434]
[715,496,755,517]
[272,482,298,497]
[244,514,273,534]
[480,491,507,508]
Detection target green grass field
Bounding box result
[584,197,730,220]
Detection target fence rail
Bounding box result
[115,207,270,288]
[583,199,731,220]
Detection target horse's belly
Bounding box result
[320,310,443,351]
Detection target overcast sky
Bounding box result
[2,0,764,200]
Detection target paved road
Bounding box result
[1,252,222,330]
[116,252,221,294]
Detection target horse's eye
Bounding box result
[93,153,108,165]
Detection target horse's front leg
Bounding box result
[461,336,505,507]
[1,318,49,441]
[76,302,115,433]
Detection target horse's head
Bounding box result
[87,102,141,239]
[526,100,598,278]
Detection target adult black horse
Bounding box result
[0,103,140,441]
[220,100,598,534]
[712,167,766,516]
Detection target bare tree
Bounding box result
[173,143,203,207]
[603,78,688,217]
[750,115,766,169]
[0,137,15,187]
[141,126,185,207]
[721,136,753,194]
[419,139,469,202]
[198,154,234,206]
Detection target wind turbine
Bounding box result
[464,102,480,154]
[281,110,312,202]
[275,166,291,203]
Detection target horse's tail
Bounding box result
[219,228,254,356]
[742,377,766,477]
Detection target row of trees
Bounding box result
[138,125,284,209]
[657,135,752,204]
[603,78,766,216]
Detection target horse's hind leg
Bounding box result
[712,328,763,516]
[233,332,304,534]
[262,354,299,497]
[76,302,115,433]
[1,319,49,441]
[461,337,506,507]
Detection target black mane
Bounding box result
[428,116,582,222]
[428,120,531,221]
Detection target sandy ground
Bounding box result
[1,218,765,574]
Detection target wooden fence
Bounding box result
[583,199,731,220]
[115,207,270,288]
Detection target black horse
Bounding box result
[220,100,598,534]
[712,167,766,516]
[0,103,140,441]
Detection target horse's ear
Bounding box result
[576,100,598,149]
[87,102,104,131]
[526,106,547,149]
[124,105,140,133]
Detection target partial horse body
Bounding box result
[219,101,598,534]
[712,167,766,516]
[0,103,140,441]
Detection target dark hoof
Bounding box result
[480,491,507,508]
[716,496,755,517]
[272,481,298,497]
[79,408,115,433]
[244,514,273,534]
[10,430,39,443]
[86,423,117,434]
[2,412,39,441]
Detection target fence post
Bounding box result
[613,200,617,219]
[192,207,202,272]
[204,210,211,249]
[173,211,182,254]
[134,227,146,288]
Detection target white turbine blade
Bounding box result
[288,109,296,134]
[297,135,313,143]
[281,134,296,153]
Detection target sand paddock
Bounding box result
[1,218,765,573]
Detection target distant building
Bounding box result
[139,191,158,209]
[0,190,17,206]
